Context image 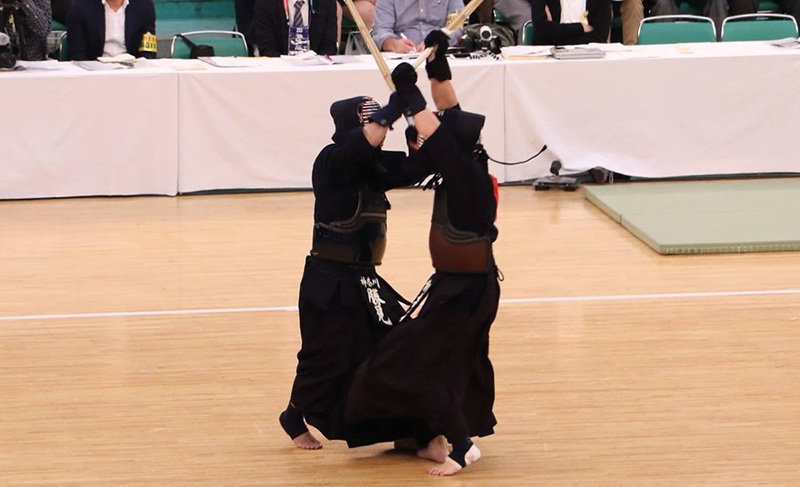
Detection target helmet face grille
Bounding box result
[359,99,382,126]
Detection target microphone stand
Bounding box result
[534,160,580,192]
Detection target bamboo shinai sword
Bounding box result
[341,0,486,87]
[412,0,486,69]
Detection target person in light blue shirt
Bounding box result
[372,0,463,53]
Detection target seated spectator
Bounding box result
[729,0,799,28]
[498,0,640,45]
[619,0,643,45]
[52,0,71,27]
[338,0,376,30]
[67,0,156,60]
[531,0,611,44]
[372,0,464,53]
[253,0,337,56]
[649,0,726,36]
[234,0,256,54]
[494,0,532,43]
[11,0,51,60]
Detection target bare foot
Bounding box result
[427,444,481,476]
[292,431,323,450]
[417,435,449,463]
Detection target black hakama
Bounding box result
[344,115,500,444]
[287,121,427,445]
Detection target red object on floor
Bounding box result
[490,174,498,221]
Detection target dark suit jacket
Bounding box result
[67,0,157,60]
[531,0,611,45]
[253,0,337,57]
[234,0,257,54]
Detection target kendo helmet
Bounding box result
[436,108,486,154]
[330,96,383,143]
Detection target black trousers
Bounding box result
[729,0,800,25]
[234,0,256,54]
[291,257,408,444]
[650,0,728,35]
[345,271,499,444]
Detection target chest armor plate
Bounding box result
[429,187,494,273]
[311,186,388,265]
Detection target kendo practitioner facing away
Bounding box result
[279,95,424,449]
[345,30,501,476]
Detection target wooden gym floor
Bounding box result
[1,185,799,486]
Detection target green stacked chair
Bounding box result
[60,32,68,61]
[493,8,511,28]
[721,13,798,41]
[521,20,534,45]
[171,30,248,58]
[341,15,357,36]
[637,15,717,44]
[49,21,67,60]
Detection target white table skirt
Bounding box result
[503,42,800,181]
[0,64,179,199]
[3,44,800,200]
[177,57,506,193]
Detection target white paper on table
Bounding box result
[501,46,551,59]
[617,50,664,59]
[329,55,362,64]
[97,53,136,64]
[588,42,632,52]
[73,61,130,71]
[383,52,420,60]
[143,58,207,70]
[16,60,64,70]
[281,51,338,66]
[771,37,800,48]
[132,58,156,69]
[199,56,267,68]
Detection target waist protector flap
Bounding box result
[312,187,388,265]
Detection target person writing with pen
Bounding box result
[373,0,463,53]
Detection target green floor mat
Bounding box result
[584,179,800,255]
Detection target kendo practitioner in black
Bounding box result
[279,95,427,449]
[345,31,500,476]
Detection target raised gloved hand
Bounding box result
[424,29,451,82]
[392,61,418,91]
[391,62,427,117]
[368,93,402,127]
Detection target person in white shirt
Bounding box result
[101,0,128,57]
[337,0,377,32]
[67,0,156,60]
[372,0,464,53]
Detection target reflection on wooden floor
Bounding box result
[1,186,799,486]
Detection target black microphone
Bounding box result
[550,160,562,176]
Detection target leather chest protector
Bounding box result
[311,186,388,265]
[429,187,494,273]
